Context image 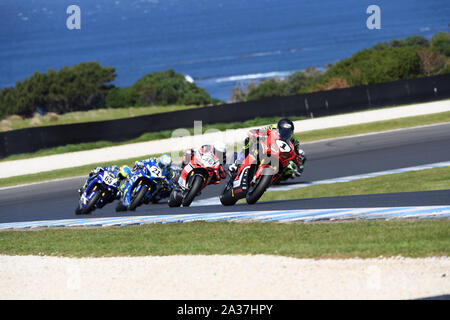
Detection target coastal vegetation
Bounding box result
[0,67,219,120]
[105,69,221,109]
[231,32,450,102]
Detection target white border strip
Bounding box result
[0,206,448,230]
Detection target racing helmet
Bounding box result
[213,142,227,164]
[158,154,172,169]
[118,165,131,179]
[277,118,294,141]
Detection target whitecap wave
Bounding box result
[184,75,194,83]
[213,70,296,83]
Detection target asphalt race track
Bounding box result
[1,123,450,224]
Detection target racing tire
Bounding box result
[75,206,82,215]
[168,189,182,207]
[128,185,148,211]
[219,187,237,206]
[246,172,273,205]
[81,190,101,214]
[182,175,204,207]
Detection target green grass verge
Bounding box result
[258,166,450,202]
[298,110,450,143]
[0,105,199,132]
[0,219,448,258]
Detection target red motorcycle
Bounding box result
[220,129,301,205]
[169,145,226,207]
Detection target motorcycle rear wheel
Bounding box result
[220,186,238,206]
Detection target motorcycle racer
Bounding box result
[181,142,228,168]
[78,165,132,198]
[133,154,174,179]
[133,154,176,201]
[177,143,228,190]
[228,118,306,179]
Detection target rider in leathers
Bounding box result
[229,118,306,178]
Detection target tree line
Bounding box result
[0,65,220,119]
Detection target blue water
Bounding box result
[0,0,449,102]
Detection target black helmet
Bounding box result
[277,118,294,141]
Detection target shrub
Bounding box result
[417,49,449,76]
[105,87,138,109]
[373,35,430,50]
[0,62,116,118]
[323,46,423,86]
[244,68,324,101]
[431,32,450,57]
[131,69,216,106]
[245,78,287,101]
[314,77,349,92]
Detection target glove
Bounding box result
[297,149,306,163]
[90,167,102,176]
[287,161,301,178]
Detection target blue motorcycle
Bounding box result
[144,166,180,204]
[118,164,165,211]
[75,170,119,215]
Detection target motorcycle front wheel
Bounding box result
[182,175,204,207]
[81,189,101,214]
[168,189,183,207]
[246,172,273,205]
[128,185,148,211]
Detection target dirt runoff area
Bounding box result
[0,254,448,300]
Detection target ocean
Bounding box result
[0,0,449,102]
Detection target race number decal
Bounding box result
[276,139,291,152]
[201,153,216,166]
[149,166,162,177]
[103,172,118,186]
